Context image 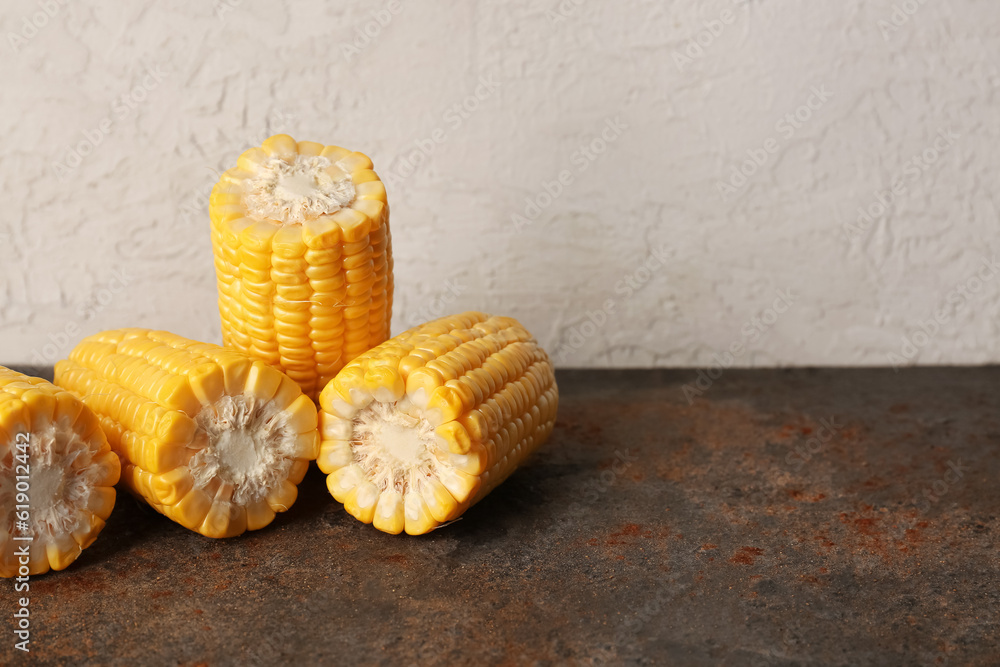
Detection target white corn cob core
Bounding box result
[242,155,356,225]
[190,394,303,507]
[4,422,105,534]
[351,401,442,494]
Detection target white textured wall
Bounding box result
[2,0,999,368]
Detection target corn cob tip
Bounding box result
[242,151,356,225]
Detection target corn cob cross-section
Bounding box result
[318,312,559,535]
[55,329,319,538]
[210,134,393,401]
[0,367,119,576]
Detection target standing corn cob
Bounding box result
[317,312,558,535]
[210,134,393,401]
[54,329,319,538]
[0,367,119,576]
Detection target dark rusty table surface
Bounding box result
[2,366,998,666]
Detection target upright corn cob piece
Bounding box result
[210,134,393,401]
[0,367,119,576]
[55,329,319,538]
[318,312,558,535]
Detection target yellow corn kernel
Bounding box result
[210,134,393,400]
[55,329,320,539]
[318,313,558,535]
[0,367,119,577]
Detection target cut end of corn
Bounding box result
[55,329,319,538]
[0,367,119,577]
[191,394,301,506]
[242,153,357,225]
[318,312,559,536]
[211,134,393,400]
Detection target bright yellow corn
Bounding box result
[54,329,319,538]
[317,312,558,535]
[0,367,119,576]
[210,134,393,401]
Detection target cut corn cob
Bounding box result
[54,329,319,538]
[317,312,558,535]
[0,367,119,576]
[210,133,393,401]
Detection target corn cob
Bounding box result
[210,134,393,401]
[317,312,558,535]
[0,367,119,576]
[54,329,319,538]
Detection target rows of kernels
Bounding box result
[304,237,344,397]
[55,330,318,538]
[274,240,317,396]
[210,136,393,402]
[317,313,558,535]
[212,201,253,351]
[240,219,281,368]
[476,385,558,500]
[369,218,392,349]
[209,205,234,347]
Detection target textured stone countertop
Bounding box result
[1,367,997,665]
